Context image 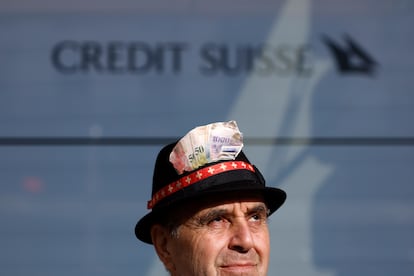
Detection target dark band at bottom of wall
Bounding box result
[0,137,414,146]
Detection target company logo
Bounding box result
[322,34,378,76]
[51,35,378,77]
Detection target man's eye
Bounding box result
[250,213,266,222]
[207,216,229,227]
[211,216,224,223]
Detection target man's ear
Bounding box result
[150,224,176,273]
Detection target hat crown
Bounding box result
[150,142,257,207]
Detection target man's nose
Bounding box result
[228,219,254,253]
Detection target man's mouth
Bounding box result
[219,263,257,273]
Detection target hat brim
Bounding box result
[135,185,286,244]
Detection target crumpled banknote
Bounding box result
[169,121,244,174]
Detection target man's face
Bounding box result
[152,193,271,276]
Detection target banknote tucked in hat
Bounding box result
[135,120,286,244]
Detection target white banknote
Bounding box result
[169,121,243,174]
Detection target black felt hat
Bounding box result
[135,141,286,244]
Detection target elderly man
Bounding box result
[135,121,286,275]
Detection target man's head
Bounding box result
[134,121,286,275]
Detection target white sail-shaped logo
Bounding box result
[228,0,334,275]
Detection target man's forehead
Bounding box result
[180,191,267,214]
[196,200,267,216]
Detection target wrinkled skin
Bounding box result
[151,193,271,276]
